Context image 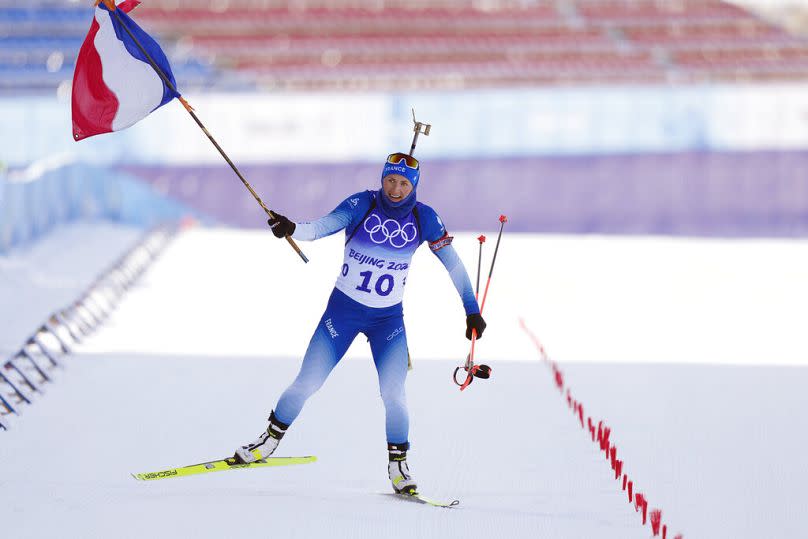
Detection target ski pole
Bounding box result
[455,234,491,389]
[454,215,507,390]
[475,234,485,297]
[478,215,507,315]
[99,0,308,263]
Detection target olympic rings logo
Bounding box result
[363,214,417,248]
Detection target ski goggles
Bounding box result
[386,153,419,169]
[382,158,420,187]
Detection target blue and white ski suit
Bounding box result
[273,190,479,445]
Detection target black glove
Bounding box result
[267,212,296,238]
[465,313,486,340]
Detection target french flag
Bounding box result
[72,0,180,141]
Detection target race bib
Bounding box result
[335,208,420,308]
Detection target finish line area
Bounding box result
[1,227,806,538]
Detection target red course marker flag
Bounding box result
[650,509,663,536]
[72,0,180,141]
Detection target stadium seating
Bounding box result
[0,2,217,94]
[2,0,808,93]
[574,0,749,20]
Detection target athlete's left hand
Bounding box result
[465,313,486,340]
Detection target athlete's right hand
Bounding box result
[267,212,296,238]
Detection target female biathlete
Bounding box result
[233,151,486,494]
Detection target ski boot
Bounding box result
[388,442,417,494]
[233,411,289,464]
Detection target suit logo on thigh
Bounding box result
[324,318,339,338]
[386,326,404,341]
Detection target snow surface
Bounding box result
[2,227,808,538]
[0,223,143,356]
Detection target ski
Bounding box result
[391,491,460,508]
[131,455,316,481]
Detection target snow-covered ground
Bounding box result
[79,227,808,366]
[0,223,143,356]
[2,227,807,538]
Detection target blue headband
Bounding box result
[381,159,420,188]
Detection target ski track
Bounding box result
[2,227,808,538]
[0,355,647,539]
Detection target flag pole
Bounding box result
[98,0,308,263]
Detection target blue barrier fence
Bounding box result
[0,158,194,253]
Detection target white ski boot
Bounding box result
[234,411,289,464]
[388,442,417,494]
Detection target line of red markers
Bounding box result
[519,318,682,539]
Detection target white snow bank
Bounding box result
[83,228,808,366]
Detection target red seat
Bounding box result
[575,0,749,21]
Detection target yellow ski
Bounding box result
[131,455,316,481]
[388,491,460,508]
